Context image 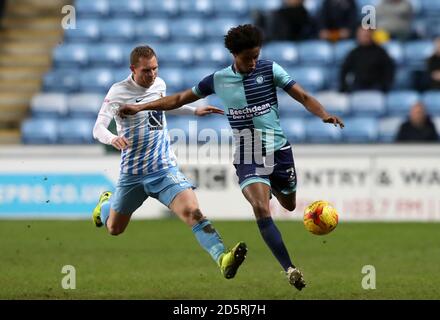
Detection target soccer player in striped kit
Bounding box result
[92,45,247,280]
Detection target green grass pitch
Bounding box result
[0,219,439,299]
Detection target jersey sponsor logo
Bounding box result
[256,75,264,85]
[147,111,164,130]
[228,103,272,120]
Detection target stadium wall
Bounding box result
[0,145,439,221]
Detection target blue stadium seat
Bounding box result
[298,41,333,66]
[392,67,413,90]
[304,0,324,17]
[100,19,135,42]
[136,19,170,42]
[155,43,193,66]
[315,91,350,116]
[280,117,306,143]
[179,0,213,17]
[383,41,404,65]
[183,67,216,88]
[260,42,298,66]
[53,44,88,67]
[349,91,386,117]
[75,0,110,18]
[305,118,342,143]
[169,19,204,42]
[386,90,420,116]
[108,0,144,17]
[341,117,379,143]
[21,119,58,144]
[213,0,248,18]
[422,91,440,116]
[79,69,114,92]
[193,43,231,67]
[204,18,239,40]
[159,68,185,94]
[30,93,67,118]
[404,41,434,68]
[144,0,179,17]
[378,117,404,142]
[277,91,310,118]
[43,69,80,93]
[64,19,100,43]
[333,40,356,65]
[355,0,379,7]
[420,0,440,17]
[286,67,327,92]
[409,0,422,16]
[113,68,130,82]
[58,118,96,144]
[426,18,440,38]
[247,0,282,10]
[68,93,105,118]
[88,44,124,67]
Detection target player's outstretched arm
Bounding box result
[286,83,344,128]
[118,89,200,118]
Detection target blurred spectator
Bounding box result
[340,27,395,92]
[396,102,439,142]
[318,0,358,42]
[254,0,315,42]
[427,37,440,90]
[376,0,413,40]
[0,0,6,28]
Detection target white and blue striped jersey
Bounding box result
[98,75,177,175]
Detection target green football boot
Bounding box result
[92,191,112,227]
[218,241,247,279]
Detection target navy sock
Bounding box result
[257,217,294,271]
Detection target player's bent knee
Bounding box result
[283,201,296,212]
[187,208,204,224]
[251,201,270,218]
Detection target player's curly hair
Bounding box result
[130,45,156,66]
[224,24,263,54]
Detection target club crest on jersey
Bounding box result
[256,75,264,85]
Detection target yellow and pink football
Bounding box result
[303,200,339,235]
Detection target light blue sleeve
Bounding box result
[273,62,296,91]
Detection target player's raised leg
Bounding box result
[169,188,247,279]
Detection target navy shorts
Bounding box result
[234,143,297,195]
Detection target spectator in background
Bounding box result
[396,102,439,142]
[427,37,440,90]
[376,0,413,40]
[0,0,6,29]
[340,27,395,92]
[254,0,314,42]
[318,0,358,42]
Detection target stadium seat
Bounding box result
[183,67,216,88]
[349,91,386,117]
[144,0,179,17]
[179,0,213,17]
[420,0,440,17]
[88,44,124,67]
[159,68,185,94]
[260,42,299,66]
[277,91,310,118]
[392,67,413,90]
[193,43,230,68]
[304,0,324,17]
[58,118,96,144]
[409,0,422,17]
[355,0,379,7]
[298,41,333,65]
[21,119,58,144]
[341,117,379,143]
[213,0,248,18]
[422,91,440,116]
[426,18,440,38]
[75,0,110,18]
[247,0,282,10]
[204,18,240,40]
[155,43,193,67]
[68,93,105,118]
[286,67,327,92]
[314,91,350,116]
[386,90,420,116]
[305,118,342,143]
[79,69,114,92]
[333,40,356,65]
[383,41,404,65]
[136,19,170,42]
[108,0,144,17]
[280,117,306,143]
[378,117,404,143]
[404,41,434,68]
[43,69,80,93]
[64,19,100,43]
[30,93,67,118]
[169,19,205,42]
[53,44,88,68]
[99,19,135,42]
[113,68,130,82]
